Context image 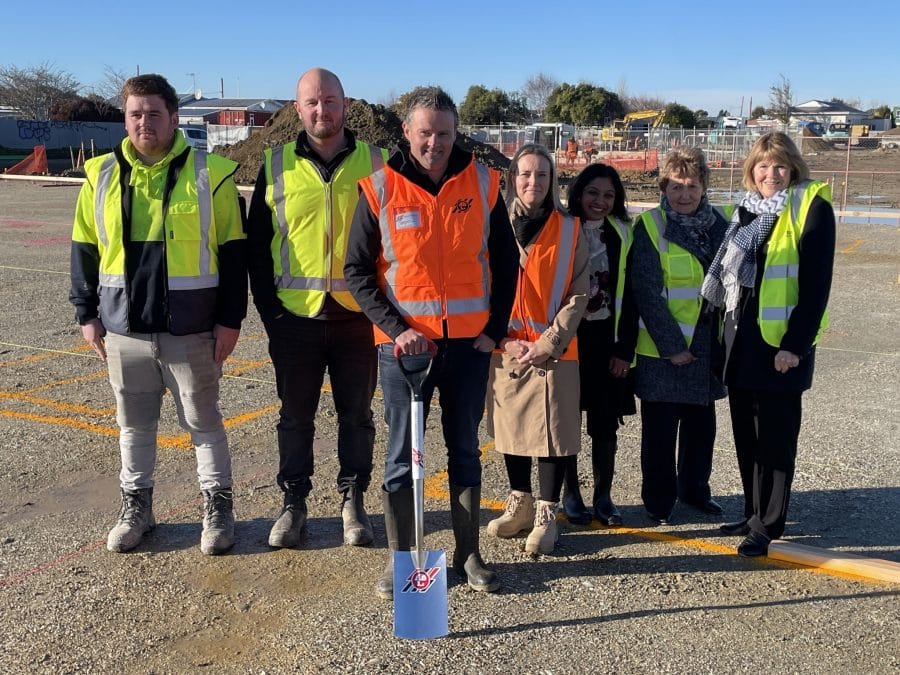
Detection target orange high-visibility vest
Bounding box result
[507,210,580,361]
[358,159,500,344]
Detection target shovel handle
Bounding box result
[393,340,437,399]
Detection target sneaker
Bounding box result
[525,500,559,555]
[268,494,307,548]
[107,488,155,553]
[486,491,535,538]
[200,489,235,555]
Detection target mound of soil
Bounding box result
[222,99,509,185]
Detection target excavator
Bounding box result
[601,109,666,148]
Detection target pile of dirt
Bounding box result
[801,126,833,153]
[222,99,509,185]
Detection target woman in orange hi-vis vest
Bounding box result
[485,144,589,555]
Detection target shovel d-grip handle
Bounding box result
[393,340,438,400]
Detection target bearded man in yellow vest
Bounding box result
[247,68,388,549]
[70,74,247,556]
[345,86,519,599]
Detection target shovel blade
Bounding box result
[393,549,448,639]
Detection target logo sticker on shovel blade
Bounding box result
[401,566,440,593]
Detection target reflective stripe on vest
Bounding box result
[371,163,492,321]
[758,180,830,346]
[94,149,216,291]
[269,143,383,293]
[634,208,704,357]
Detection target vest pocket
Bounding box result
[665,252,695,282]
[167,201,201,240]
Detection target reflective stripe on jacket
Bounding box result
[264,140,386,315]
[79,143,238,335]
[606,215,632,341]
[358,159,499,344]
[635,204,734,357]
[759,180,831,347]
[509,211,581,361]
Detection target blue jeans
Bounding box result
[378,339,491,492]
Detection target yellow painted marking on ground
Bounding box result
[22,370,107,394]
[839,239,864,254]
[0,389,112,416]
[223,403,280,428]
[0,264,68,275]
[0,341,94,365]
[224,359,271,377]
[818,346,897,357]
[0,409,119,439]
[222,373,276,385]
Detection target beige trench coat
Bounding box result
[486,224,589,457]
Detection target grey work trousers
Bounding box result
[105,331,232,492]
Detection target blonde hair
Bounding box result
[506,143,564,218]
[659,147,710,192]
[742,132,809,192]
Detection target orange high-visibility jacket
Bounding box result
[358,160,500,344]
[507,210,580,361]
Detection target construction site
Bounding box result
[0,98,898,671]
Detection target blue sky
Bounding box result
[5,1,898,115]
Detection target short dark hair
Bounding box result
[403,85,458,128]
[122,74,179,114]
[567,163,629,222]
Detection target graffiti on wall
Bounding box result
[17,120,121,142]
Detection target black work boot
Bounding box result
[200,488,235,555]
[341,485,373,547]
[268,489,307,548]
[107,487,155,553]
[449,484,500,593]
[592,439,623,525]
[374,488,413,601]
[561,456,592,525]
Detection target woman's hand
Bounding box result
[502,338,528,359]
[609,357,631,378]
[517,340,551,366]
[774,349,800,373]
[669,350,696,366]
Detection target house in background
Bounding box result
[790,100,868,127]
[178,98,289,127]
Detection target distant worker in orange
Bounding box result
[565,137,578,168]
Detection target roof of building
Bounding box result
[792,99,866,114]
[178,97,289,113]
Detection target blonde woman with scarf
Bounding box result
[701,132,835,557]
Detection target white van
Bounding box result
[179,126,208,152]
[721,116,742,129]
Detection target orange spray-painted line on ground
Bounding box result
[21,370,108,395]
[0,342,93,368]
[0,389,113,416]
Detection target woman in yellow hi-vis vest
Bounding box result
[631,148,731,525]
[701,132,834,557]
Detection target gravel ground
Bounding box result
[0,179,897,673]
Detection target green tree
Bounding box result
[543,83,624,126]
[459,85,529,125]
[872,104,892,119]
[751,105,768,119]
[663,103,696,128]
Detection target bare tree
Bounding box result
[625,95,667,113]
[0,62,79,119]
[90,65,130,110]
[522,72,558,119]
[769,74,794,123]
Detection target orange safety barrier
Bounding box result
[597,149,659,172]
[5,145,48,175]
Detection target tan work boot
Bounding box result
[486,490,535,538]
[200,489,235,555]
[107,488,155,553]
[525,500,559,555]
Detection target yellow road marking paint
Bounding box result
[0,341,94,365]
[22,370,107,394]
[818,346,897,357]
[839,239,864,254]
[0,390,112,416]
[0,264,69,275]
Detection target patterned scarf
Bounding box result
[700,188,789,312]
[661,194,717,264]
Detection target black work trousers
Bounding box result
[728,387,802,540]
[266,312,376,497]
[640,400,716,517]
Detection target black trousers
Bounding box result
[640,400,716,516]
[504,454,568,502]
[729,387,802,539]
[266,312,377,496]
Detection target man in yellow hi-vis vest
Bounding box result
[247,68,387,550]
[69,74,247,556]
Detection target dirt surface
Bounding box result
[0,179,898,673]
[223,100,510,185]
